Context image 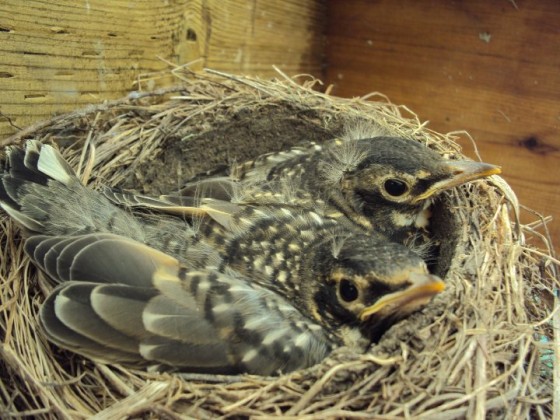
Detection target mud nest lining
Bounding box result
[0,69,557,418]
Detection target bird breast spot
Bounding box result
[277,271,288,283]
[309,212,324,225]
[252,208,267,217]
[280,208,293,217]
[238,217,252,226]
[288,243,301,252]
[252,256,265,269]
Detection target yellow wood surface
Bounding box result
[325,0,560,253]
[0,0,325,138]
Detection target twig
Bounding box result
[0,345,72,419]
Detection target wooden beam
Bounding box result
[0,0,326,138]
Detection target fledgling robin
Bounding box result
[0,141,444,375]
[180,131,501,247]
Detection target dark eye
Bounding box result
[383,179,409,196]
[339,279,359,302]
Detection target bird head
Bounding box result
[324,137,500,236]
[306,235,445,343]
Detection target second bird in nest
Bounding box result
[181,130,501,251]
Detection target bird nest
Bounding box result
[0,69,557,418]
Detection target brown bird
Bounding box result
[0,141,445,374]
[181,134,501,248]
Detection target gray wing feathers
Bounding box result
[51,283,140,353]
[26,234,176,287]
[101,187,204,217]
[90,285,157,339]
[0,203,44,232]
[34,233,331,373]
[232,142,321,181]
[40,284,143,363]
[143,295,221,344]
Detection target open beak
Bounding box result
[412,160,501,203]
[360,273,445,321]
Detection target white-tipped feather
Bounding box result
[36,144,75,185]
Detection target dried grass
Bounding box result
[0,68,557,418]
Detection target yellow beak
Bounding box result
[360,273,445,320]
[412,160,501,203]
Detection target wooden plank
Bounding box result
[326,0,560,252]
[0,0,326,138]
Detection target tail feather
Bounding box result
[35,142,75,185]
[0,141,146,239]
[0,141,77,232]
[3,142,50,195]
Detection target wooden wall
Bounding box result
[325,0,560,253]
[0,1,325,138]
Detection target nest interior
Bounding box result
[0,70,557,418]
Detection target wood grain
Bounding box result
[0,0,325,138]
[325,0,560,253]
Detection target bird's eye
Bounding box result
[383,179,409,196]
[339,279,359,302]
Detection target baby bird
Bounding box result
[181,134,501,245]
[0,141,444,375]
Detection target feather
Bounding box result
[40,289,142,363]
[50,283,140,354]
[139,337,232,370]
[90,284,157,339]
[36,143,75,185]
[0,202,44,231]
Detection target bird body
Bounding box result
[181,135,501,246]
[0,141,445,375]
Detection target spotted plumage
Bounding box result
[181,132,501,247]
[0,141,445,374]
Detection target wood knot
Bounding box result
[518,136,557,155]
